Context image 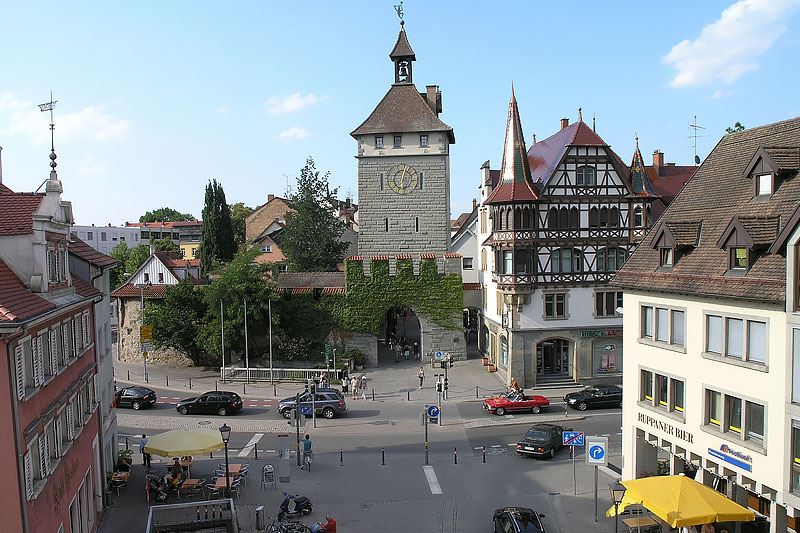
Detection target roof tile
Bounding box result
[0,258,56,322]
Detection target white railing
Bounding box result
[220,367,344,383]
[146,498,236,533]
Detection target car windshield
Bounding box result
[523,430,550,441]
[582,387,599,394]
[510,509,543,532]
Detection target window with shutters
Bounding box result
[82,312,90,347]
[37,434,48,479]
[63,322,71,359]
[66,402,74,440]
[92,375,99,407]
[56,415,64,456]
[15,344,26,400]
[46,422,57,466]
[34,333,45,384]
[49,329,59,374]
[71,318,78,356]
[23,450,33,500]
[22,338,38,389]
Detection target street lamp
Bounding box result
[134,281,152,382]
[609,481,627,533]
[219,423,231,497]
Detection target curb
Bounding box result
[463,414,586,429]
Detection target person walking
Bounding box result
[417,367,425,389]
[394,342,401,363]
[140,434,151,467]
[359,376,367,400]
[350,376,358,400]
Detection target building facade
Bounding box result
[0,159,105,532]
[616,117,800,532]
[71,224,141,255]
[125,220,201,259]
[477,96,657,388]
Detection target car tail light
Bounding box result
[516,444,522,450]
[338,400,343,407]
[537,448,544,452]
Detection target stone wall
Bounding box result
[116,298,194,366]
[344,333,378,366]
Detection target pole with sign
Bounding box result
[563,431,584,495]
[139,325,152,382]
[585,436,608,522]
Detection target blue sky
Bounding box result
[1,0,799,225]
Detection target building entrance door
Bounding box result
[536,339,570,375]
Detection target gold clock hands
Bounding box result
[401,166,408,189]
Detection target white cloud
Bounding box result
[663,0,800,88]
[216,105,229,114]
[278,126,310,141]
[76,155,105,176]
[266,92,323,114]
[711,89,736,99]
[0,93,131,144]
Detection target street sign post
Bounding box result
[562,431,584,495]
[139,325,153,380]
[427,404,440,424]
[585,436,609,522]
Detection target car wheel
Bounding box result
[218,407,227,416]
[132,401,141,410]
[577,402,588,411]
[322,407,335,419]
[178,406,188,415]
[495,407,506,416]
[281,409,292,419]
[531,406,541,414]
[548,447,556,459]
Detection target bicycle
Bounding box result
[268,518,311,533]
[302,451,314,472]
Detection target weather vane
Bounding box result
[37,90,58,153]
[394,1,404,24]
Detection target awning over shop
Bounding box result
[143,429,225,457]
[606,475,755,528]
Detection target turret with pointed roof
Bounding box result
[629,136,658,197]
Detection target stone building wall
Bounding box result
[116,298,193,366]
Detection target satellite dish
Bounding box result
[694,155,701,164]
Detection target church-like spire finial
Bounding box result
[578,107,582,121]
[389,3,415,84]
[38,91,58,176]
[394,1,404,26]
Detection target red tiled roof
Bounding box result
[0,258,56,322]
[444,253,462,258]
[69,233,120,268]
[72,276,101,298]
[0,184,13,193]
[647,165,695,201]
[345,255,364,261]
[420,253,437,259]
[322,287,345,294]
[462,283,481,290]
[0,189,44,236]
[527,121,615,188]
[291,287,313,294]
[395,254,413,260]
[110,284,169,298]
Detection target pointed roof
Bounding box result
[350,84,454,141]
[390,25,416,60]
[629,137,658,197]
[485,90,539,204]
[0,257,56,322]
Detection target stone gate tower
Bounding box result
[351,21,455,260]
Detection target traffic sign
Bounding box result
[585,436,608,466]
[428,405,440,418]
[563,431,585,446]
[434,351,444,360]
[140,342,154,353]
[140,325,153,343]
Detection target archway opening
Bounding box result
[378,305,422,365]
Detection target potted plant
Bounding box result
[350,349,367,371]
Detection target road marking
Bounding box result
[507,442,516,446]
[491,444,502,448]
[423,465,442,495]
[238,433,264,457]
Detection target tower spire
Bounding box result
[499,88,533,185]
[38,91,58,178]
[390,3,415,84]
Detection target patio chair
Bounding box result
[207,484,222,499]
[229,478,241,500]
[190,479,206,500]
[238,469,248,486]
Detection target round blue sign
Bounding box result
[428,405,440,418]
[589,445,605,460]
[434,351,444,360]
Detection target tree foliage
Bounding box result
[152,237,180,255]
[281,157,349,272]
[109,241,131,288]
[125,244,151,277]
[201,179,236,273]
[140,207,195,223]
[229,202,254,249]
[145,280,209,364]
[726,122,746,133]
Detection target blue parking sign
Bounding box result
[562,431,584,446]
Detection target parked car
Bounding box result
[278,390,347,419]
[483,391,550,416]
[115,386,157,410]
[176,391,243,416]
[491,507,546,532]
[563,384,622,411]
[516,423,570,459]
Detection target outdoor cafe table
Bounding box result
[166,458,193,469]
[224,464,242,476]
[214,476,236,489]
[111,472,130,482]
[622,516,659,531]
[177,478,201,498]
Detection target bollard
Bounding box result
[372,389,375,401]
[476,385,479,399]
[145,372,148,384]
[215,380,218,391]
[166,375,169,387]
[243,382,246,395]
[127,370,130,381]
[482,446,486,463]
[381,448,385,465]
[340,449,343,467]
[564,401,568,418]
[125,437,129,450]
[273,383,277,397]
[189,377,192,389]
[454,447,458,465]
[254,444,258,459]
[407,389,410,401]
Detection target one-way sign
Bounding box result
[563,431,585,446]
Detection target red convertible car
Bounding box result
[483,391,550,416]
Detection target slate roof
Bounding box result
[276,272,346,289]
[765,147,800,170]
[614,116,800,304]
[629,138,658,197]
[0,187,44,236]
[0,258,56,322]
[664,221,702,247]
[69,233,120,268]
[389,26,415,59]
[351,84,454,142]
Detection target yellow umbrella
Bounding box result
[606,475,755,528]
[143,429,225,457]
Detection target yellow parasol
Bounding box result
[606,475,755,528]
[143,429,225,457]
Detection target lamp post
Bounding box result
[134,281,152,382]
[220,424,231,497]
[609,481,626,533]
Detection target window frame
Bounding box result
[755,173,772,197]
[576,165,596,186]
[375,136,384,149]
[419,134,428,147]
[703,311,768,368]
[659,247,674,268]
[639,304,686,351]
[393,135,402,148]
[462,257,473,270]
[595,290,622,318]
[543,292,567,320]
[703,386,767,451]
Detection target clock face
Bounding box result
[388,164,418,194]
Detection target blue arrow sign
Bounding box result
[299,406,313,416]
[563,431,584,446]
[589,445,605,460]
[428,405,440,418]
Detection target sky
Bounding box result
[1,0,799,225]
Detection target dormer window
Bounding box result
[731,247,748,270]
[660,248,674,267]
[576,166,596,186]
[756,173,772,196]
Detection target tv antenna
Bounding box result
[283,174,294,197]
[689,115,705,166]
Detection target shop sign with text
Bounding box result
[638,412,694,443]
[708,444,753,472]
[581,329,623,338]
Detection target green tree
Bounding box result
[198,248,278,363]
[124,244,151,278]
[725,122,745,133]
[152,237,180,255]
[200,179,235,273]
[281,157,348,272]
[145,279,208,364]
[109,241,131,288]
[229,202,254,249]
[140,207,195,223]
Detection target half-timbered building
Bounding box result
[477,92,657,388]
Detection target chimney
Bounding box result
[560,118,569,130]
[268,193,275,202]
[425,85,442,115]
[653,150,664,173]
[472,198,477,210]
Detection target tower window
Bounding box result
[420,135,428,147]
[415,217,419,232]
[393,135,402,148]
[419,172,423,190]
[385,218,389,232]
[380,173,384,191]
[375,136,384,149]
